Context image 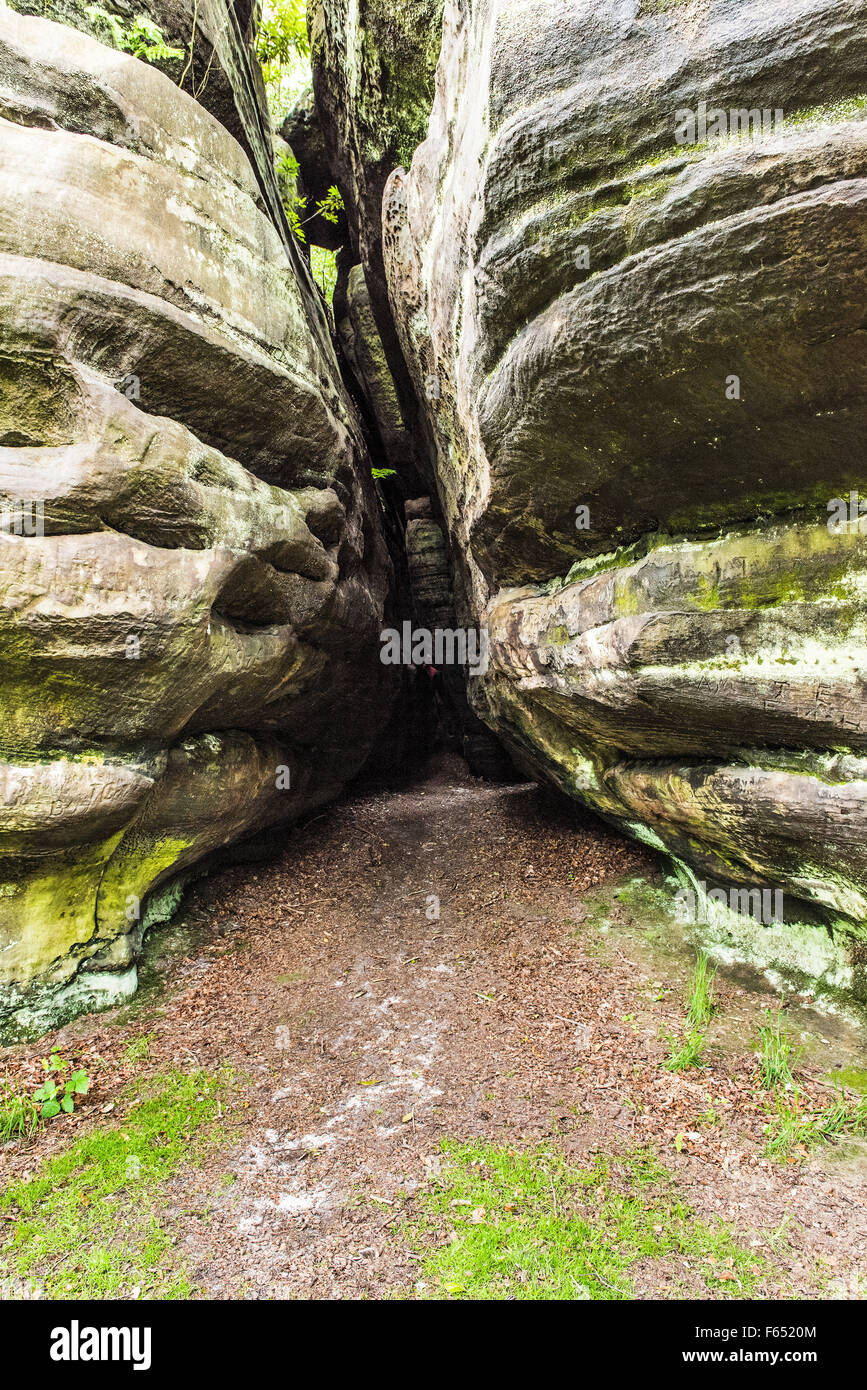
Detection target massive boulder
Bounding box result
[0,5,397,1035]
[321,0,867,984]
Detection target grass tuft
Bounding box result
[685,952,716,1029]
[757,1009,799,1091]
[0,1077,41,1142]
[764,1089,867,1159]
[662,950,718,1071]
[663,1027,706,1072]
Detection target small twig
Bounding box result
[548,1172,558,1219]
[178,0,198,91]
[587,1266,627,1296]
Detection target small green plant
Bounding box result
[85,7,184,63]
[757,1009,798,1091]
[276,152,345,250]
[124,15,185,62]
[694,1105,719,1128]
[32,1050,89,1121]
[276,150,307,240]
[315,185,344,225]
[685,951,716,1029]
[371,467,397,480]
[663,1026,706,1073]
[0,1078,41,1142]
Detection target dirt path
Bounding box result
[3,758,866,1299]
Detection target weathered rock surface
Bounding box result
[309,0,445,482]
[352,0,867,975]
[6,0,281,220]
[0,6,396,1034]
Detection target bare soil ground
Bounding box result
[2,756,866,1299]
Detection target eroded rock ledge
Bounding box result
[0,5,397,1035]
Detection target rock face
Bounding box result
[7,0,281,223]
[309,0,445,482]
[318,0,867,982]
[0,6,397,1035]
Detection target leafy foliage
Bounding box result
[256,0,309,67]
[257,0,310,121]
[276,149,307,241]
[32,1051,89,1121]
[84,7,184,63]
[275,152,342,302]
[316,185,345,225]
[1,1051,89,1134]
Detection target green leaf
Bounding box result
[41,1099,61,1119]
[70,1071,90,1095]
[61,1097,75,1114]
[315,185,345,224]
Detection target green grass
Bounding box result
[404,1141,775,1300]
[685,952,716,1029]
[660,951,718,1071]
[121,1033,155,1065]
[755,1014,867,1158]
[0,1067,231,1299]
[663,1027,707,1072]
[764,1090,867,1159]
[757,1009,799,1090]
[0,1077,41,1142]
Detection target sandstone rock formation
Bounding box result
[0,4,396,1035]
[9,0,280,218]
[317,0,867,989]
[5,0,867,1031]
[309,0,445,483]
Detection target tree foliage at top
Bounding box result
[256,0,310,118]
